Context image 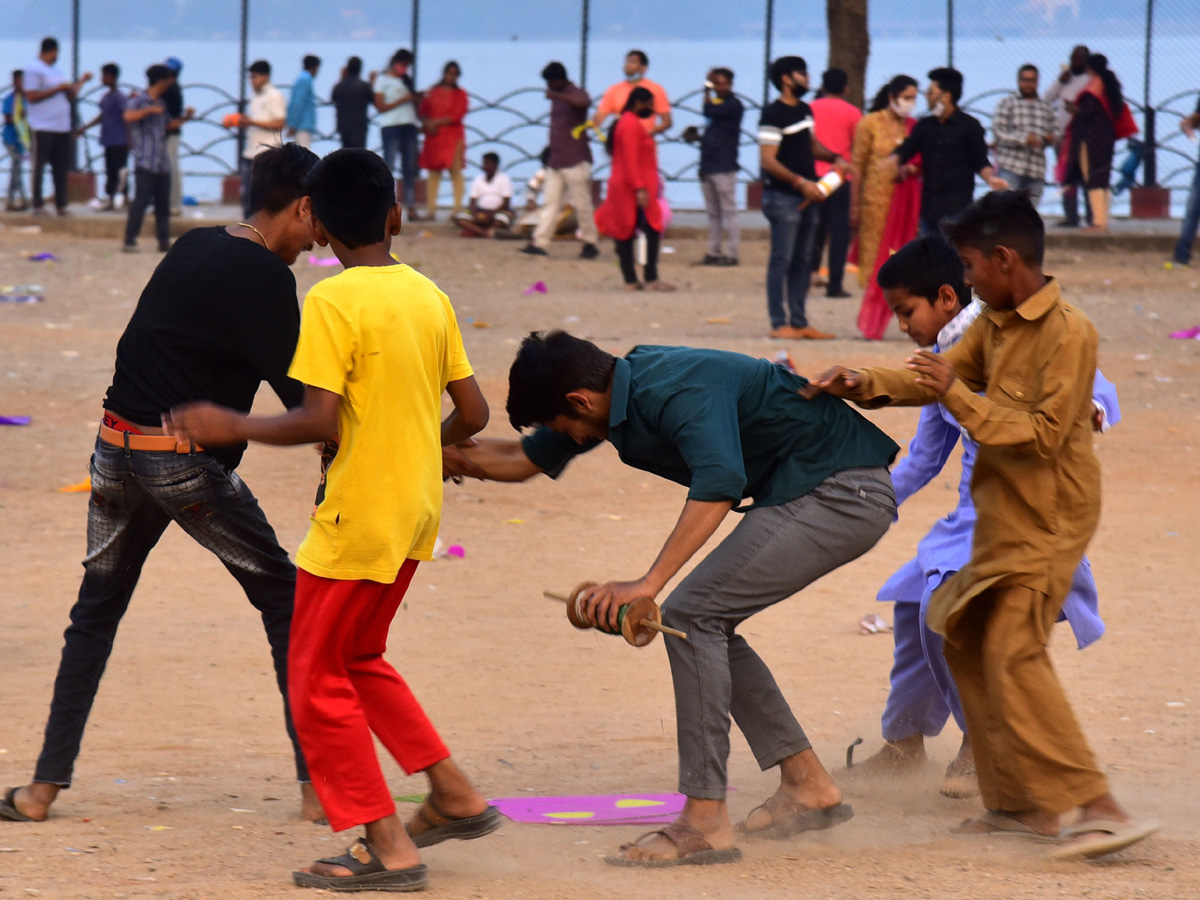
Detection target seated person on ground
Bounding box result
[454,152,513,237]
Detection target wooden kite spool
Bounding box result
[544,581,688,647]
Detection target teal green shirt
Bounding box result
[521,345,899,510]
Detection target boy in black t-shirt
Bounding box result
[758,56,849,341]
[0,145,327,828]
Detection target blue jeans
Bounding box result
[1173,158,1200,265]
[33,437,308,787]
[997,168,1045,206]
[762,188,818,329]
[381,124,420,208]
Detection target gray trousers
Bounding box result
[662,466,895,799]
[701,171,740,258]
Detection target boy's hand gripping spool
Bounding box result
[543,582,688,647]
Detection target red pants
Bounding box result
[291,560,449,832]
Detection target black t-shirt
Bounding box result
[331,76,375,137]
[896,109,991,226]
[103,227,304,468]
[163,81,183,135]
[758,98,817,194]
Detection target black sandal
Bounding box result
[407,797,502,848]
[1,787,36,823]
[292,838,428,892]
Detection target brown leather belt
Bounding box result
[98,423,203,454]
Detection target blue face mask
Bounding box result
[625,72,643,84]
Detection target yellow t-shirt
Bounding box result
[288,264,473,583]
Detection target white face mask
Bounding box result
[890,98,916,118]
[930,99,947,117]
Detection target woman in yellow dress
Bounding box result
[851,75,921,339]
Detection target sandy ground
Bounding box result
[1,223,1199,899]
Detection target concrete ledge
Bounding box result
[1,205,1186,255]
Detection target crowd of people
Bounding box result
[5,38,1197,331]
[0,33,1178,896]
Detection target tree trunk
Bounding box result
[827,0,870,109]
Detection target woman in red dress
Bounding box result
[595,87,674,291]
[418,61,469,220]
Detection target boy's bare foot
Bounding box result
[646,280,676,292]
[1,783,58,822]
[939,737,979,798]
[299,782,326,823]
[612,798,736,863]
[849,734,927,775]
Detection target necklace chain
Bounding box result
[237,222,271,252]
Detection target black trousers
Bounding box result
[32,130,72,211]
[614,208,660,285]
[34,439,309,786]
[810,182,851,295]
[124,168,171,249]
[103,146,129,199]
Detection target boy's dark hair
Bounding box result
[101,63,119,79]
[928,66,963,103]
[877,236,969,309]
[346,56,363,77]
[41,37,58,54]
[146,64,172,87]
[306,148,396,249]
[941,190,1045,267]
[248,142,320,216]
[627,49,649,67]
[507,331,617,430]
[248,59,271,76]
[769,55,807,92]
[303,55,321,72]
[482,151,499,165]
[443,60,461,76]
[710,67,734,83]
[541,61,567,82]
[391,49,413,67]
[13,69,24,81]
[1019,63,1038,76]
[821,68,848,95]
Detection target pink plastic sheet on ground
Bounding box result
[490,792,686,826]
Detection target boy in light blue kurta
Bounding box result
[852,236,1119,798]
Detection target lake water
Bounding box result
[2,36,1197,213]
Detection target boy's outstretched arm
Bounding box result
[441,375,489,446]
[165,385,340,447]
[443,438,544,483]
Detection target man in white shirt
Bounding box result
[1044,44,1093,227]
[234,59,286,217]
[24,36,91,215]
[374,49,422,221]
[453,152,513,237]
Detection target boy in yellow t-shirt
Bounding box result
[167,149,496,892]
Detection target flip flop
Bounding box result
[604,821,743,868]
[407,797,502,849]
[0,787,36,823]
[950,810,1058,842]
[736,800,854,840]
[1049,818,1161,861]
[292,838,428,892]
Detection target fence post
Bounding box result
[237,0,248,162]
[762,0,774,109]
[947,0,954,67]
[1142,0,1156,186]
[580,0,590,91]
[70,0,80,171]
[411,0,420,87]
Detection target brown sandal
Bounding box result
[736,797,854,839]
[603,820,742,868]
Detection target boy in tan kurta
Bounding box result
[808,191,1157,861]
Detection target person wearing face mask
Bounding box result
[758,55,849,340]
[991,65,1057,206]
[593,50,672,136]
[1046,45,1093,227]
[889,67,1006,236]
[595,87,675,291]
[851,74,923,340]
